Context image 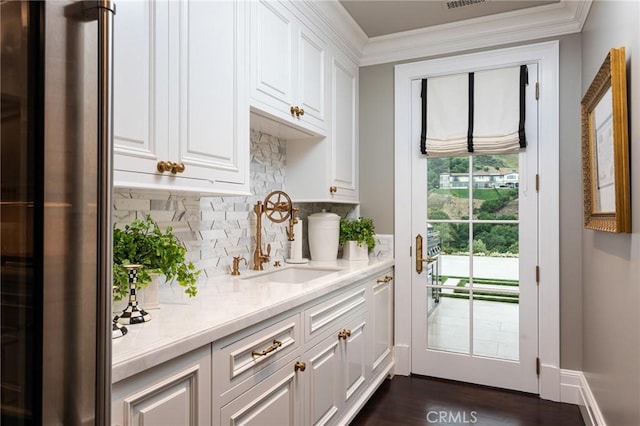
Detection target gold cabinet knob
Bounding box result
[329,186,337,194]
[338,329,352,340]
[157,161,173,173]
[171,162,185,174]
[294,361,306,372]
[290,106,305,117]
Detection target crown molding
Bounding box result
[296,0,368,64]
[359,0,592,66]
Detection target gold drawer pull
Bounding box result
[329,186,337,194]
[252,339,282,357]
[376,275,393,283]
[294,361,306,372]
[338,329,351,340]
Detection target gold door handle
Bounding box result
[157,161,174,173]
[170,162,185,174]
[338,329,352,340]
[294,361,306,372]
[415,234,437,274]
[376,275,393,283]
[251,340,282,357]
[329,186,337,194]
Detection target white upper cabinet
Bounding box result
[114,0,249,195]
[286,50,359,203]
[330,52,359,202]
[250,0,328,135]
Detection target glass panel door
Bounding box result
[411,64,539,392]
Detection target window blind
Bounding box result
[420,65,528,157]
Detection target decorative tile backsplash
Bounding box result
[113,130,393,279]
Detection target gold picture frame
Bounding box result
[581,47,631,233]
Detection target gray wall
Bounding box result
[359,34,585,370]
[581,1,640,425]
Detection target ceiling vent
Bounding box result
[444,0,486,10]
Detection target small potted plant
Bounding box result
[339,217,376,261]
[113,215,200,309]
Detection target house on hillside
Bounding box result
[439,172,519,189]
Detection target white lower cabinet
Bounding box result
[112,268,394,426]
[301,307,367,426]
[219,361,302,426]
[111,346,211,426]
[303,335,341,425]
[214,269,393,426]
[371,273,394,376]
[342,312,368,407]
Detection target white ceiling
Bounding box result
[339,0,560,38]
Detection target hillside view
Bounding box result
[427,154,520,256]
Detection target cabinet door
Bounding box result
[303,336,341,426]
[112,346,211,426]
[330,54,358,202]
[296,24,327,131]
[251,0,296,115]
[173,0,249,192]
[113,0,167,178]
[220,361,301,426]
[371,273,394,375]
[341,312,367,406]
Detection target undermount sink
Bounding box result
[242,266,341,284]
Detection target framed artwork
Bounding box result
[581,47,631,233]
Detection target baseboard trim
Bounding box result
[393,344,410,376]
[560,369,607,426]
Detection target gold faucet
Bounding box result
[253,191,297,271]
[253,201,272,270]
[231,256,247,276]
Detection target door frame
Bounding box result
[393,41,561,401]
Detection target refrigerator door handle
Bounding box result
[95,2,116,425]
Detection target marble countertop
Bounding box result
[112,257,394,383]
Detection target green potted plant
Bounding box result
[339,217,376,261]
[113,215,200,306]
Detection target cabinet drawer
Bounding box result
[213,313,301,402]
[304,284,366,343]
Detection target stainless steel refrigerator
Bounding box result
[1,1,115,424]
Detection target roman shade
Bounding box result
[420,65,528,157]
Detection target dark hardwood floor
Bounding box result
[351,375,584,426]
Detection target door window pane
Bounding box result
[473,294,519,360]
[427,289,470,355]
[428,157,470,221]
[472,154,519,220]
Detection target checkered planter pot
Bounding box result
[113,264,152,325]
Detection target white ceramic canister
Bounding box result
[307,210,340,261]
